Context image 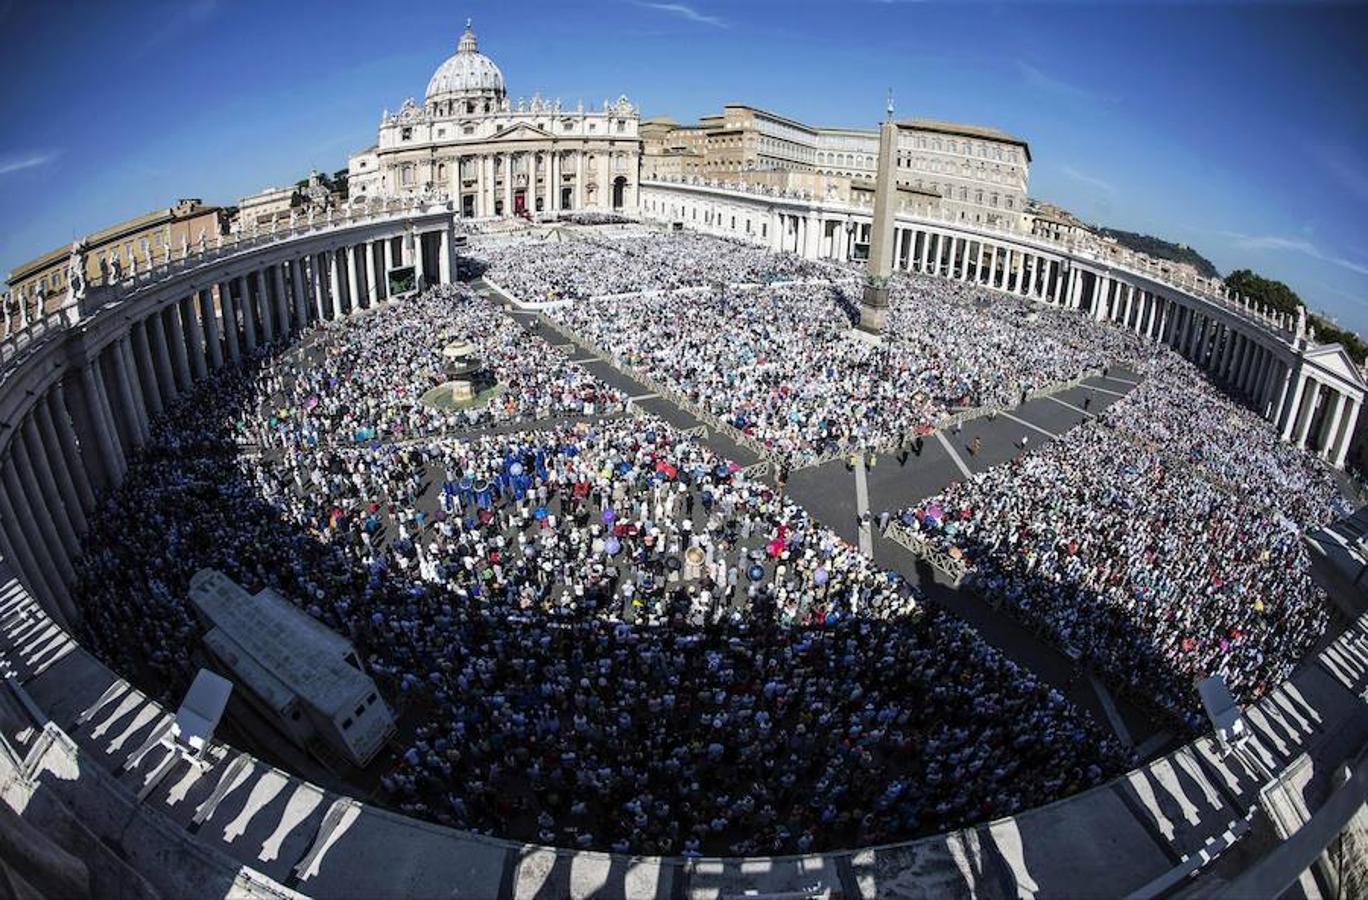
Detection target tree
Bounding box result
[1223,269,1303,318]
[1224,269,1366,364]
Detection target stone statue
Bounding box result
[1296,305,1307,337]
[67,241,87,300]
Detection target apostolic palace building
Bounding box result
[1,16,1368,900]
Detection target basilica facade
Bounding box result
[348,23,642,218]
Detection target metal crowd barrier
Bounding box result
[883,521,969,585]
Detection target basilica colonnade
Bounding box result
[0,205,459,628]
[642,179,1365,468]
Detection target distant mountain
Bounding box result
[1096,227,1220,279]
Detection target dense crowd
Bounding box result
[896,353,1344,725]
[477,231,851,302]
[237,283,624,448]
[550,274,1147,464]
[71,282,1128,856]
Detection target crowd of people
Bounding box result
[477,231,850,302]
[896,352,1345,725]
[549,273,1147,465]
[60,221,1352,856]
[234,283,625,449]
[70,280,1129,856]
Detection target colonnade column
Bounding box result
[326,251,343,318]
[291,258,310,327]
[258,269,277,343]
[1237,339,1258,393]
[550,152,561,212]
[363,243,378,307]
[0,457,69,619]
[167,305,192,392]
[113,336,150,448]
[412,234,427,288]
[148,311,177,405]
[1293,378,1321,447]
[22,416,80,563]
[6,443,74,601]
[0,475,64,617]
[238,275,258,352]
[272,264,290,340]
[220,282,241,364]
[1332,399,1361,468]
[42,392,94,526]
[200,289,224,371]
[1278,369,1304,439]
[19,417,81,581]
[74,364,122,489]
[183,295,208,381]
[346,247,362,311]
[1225,332,1247,382]
[122,327,157,433]
[1315,391,1343,456]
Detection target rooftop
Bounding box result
[898,117,1032,159]
[188,568,370,717]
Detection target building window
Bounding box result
[401,126,412,140]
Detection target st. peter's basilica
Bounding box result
[347,21,641,217]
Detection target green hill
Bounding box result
[1095,227,1220,279]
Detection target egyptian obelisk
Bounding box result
[859,93,897,335]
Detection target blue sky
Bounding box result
[2,0,1366,334]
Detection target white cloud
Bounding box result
[1061,164,1115,195]
[0,152,57,176]
[634,2,726,28]
[1222,231,1368,279]
[1307,142,1368,207]
[1016,61,1109,103]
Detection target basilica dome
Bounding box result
[425,22,506,105]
